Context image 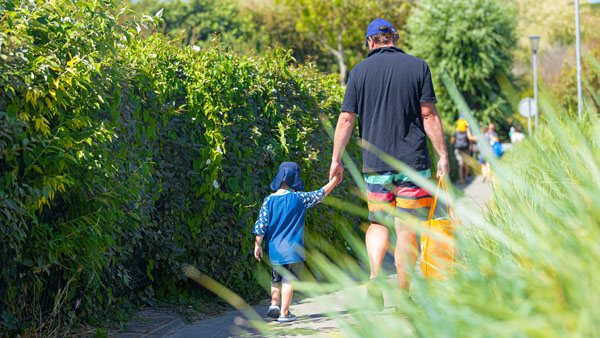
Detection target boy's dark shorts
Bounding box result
[271,262,303,287]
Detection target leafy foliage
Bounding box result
[406,0,517,130]
[0,0,360,334]
[125,0,338,75]
[279,0,412,84]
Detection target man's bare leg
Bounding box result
[394,220,418,292]
[365,223,390,279]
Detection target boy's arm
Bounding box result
[297,176,338,209]
[252,197,271,237]
[321,175,339,196]
[254,235,263,262]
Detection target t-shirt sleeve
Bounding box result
[296,188,326,209]
[341,70,358,113]
[252,196,271,236]
[420,62,437,103]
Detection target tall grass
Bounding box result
[192,57,600,337]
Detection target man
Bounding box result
[329,18,449,310]
[451,116,475,184]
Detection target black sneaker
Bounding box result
[365,279,384,311]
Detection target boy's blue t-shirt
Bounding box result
[253,189,325,265]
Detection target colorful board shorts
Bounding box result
[364,169,433,223]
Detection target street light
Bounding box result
[529,35,540,134]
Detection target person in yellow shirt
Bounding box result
[450,116,475,184]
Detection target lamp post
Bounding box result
[529,35,540,134]
[574,0,582,119]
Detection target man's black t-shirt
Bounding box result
[341,47,437,173]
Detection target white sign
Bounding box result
[518,97,536,118]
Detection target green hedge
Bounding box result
[0,1,361,334]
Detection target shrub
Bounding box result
[0,0,361,334]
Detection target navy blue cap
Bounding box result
[365,18,397,47]
[270,162,304,191]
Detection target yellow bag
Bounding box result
[420,178,460,280]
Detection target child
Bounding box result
[253,162,338,323]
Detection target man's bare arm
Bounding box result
[330,112,356,182]
[421,103,449,178]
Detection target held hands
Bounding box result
[254,244,263,262]
[329,160,344,185]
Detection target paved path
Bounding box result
[163,176,491,338]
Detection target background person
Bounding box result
[509,126,525,143]
[329,18,449,311]
[450,116,475,184]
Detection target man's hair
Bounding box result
[369,31,400,46]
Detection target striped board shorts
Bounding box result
[364,169,433,223]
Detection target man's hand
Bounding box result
[437,156,450,178]
[254,244,263,262]
[331,112,355,184]
[329,161,344,184]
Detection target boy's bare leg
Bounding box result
[365,223,390,279]
[270,285,281,307]
[280,283,293,316]
[394,220,418,293]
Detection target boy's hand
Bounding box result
[254,245,263,262]
[323,175,339,196]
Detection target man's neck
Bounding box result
[371,43,395,50]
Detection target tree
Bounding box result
[128,0,255,49]
[406,0,517,129]
[279,0,411,84]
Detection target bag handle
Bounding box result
[427,176,456,221]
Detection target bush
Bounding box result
[0,0,361,334]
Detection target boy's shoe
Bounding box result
[365,279,384,312]
[278,312,297,323]
[266,305,280,318]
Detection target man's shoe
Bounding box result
[278,312,297,323]
[365,279,384,311]
[266,305,280,318]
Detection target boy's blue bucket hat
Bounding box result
[270,162,304,191]
[365,18,397,46]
